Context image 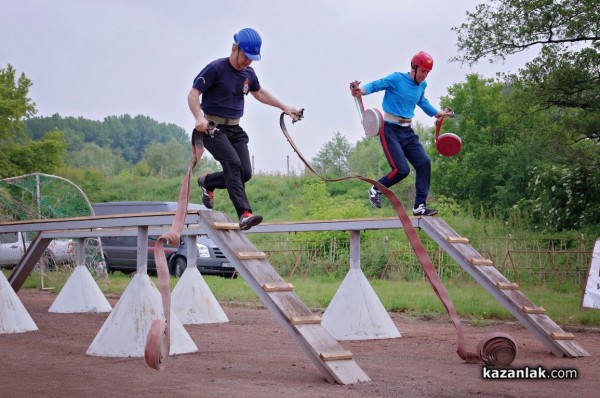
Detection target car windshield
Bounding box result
[0,232,19,244]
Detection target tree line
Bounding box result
[23,113,222,178]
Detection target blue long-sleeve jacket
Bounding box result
[362,72,438,118]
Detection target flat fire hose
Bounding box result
[144,128,206,370]
[279,111,517,366]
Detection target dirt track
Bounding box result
[1,289,599,398]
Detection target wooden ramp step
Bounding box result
[320,350,353,361]
[236,251,267,260]
[447,236,470,244]
[522,306,546,314]
[262,282,294,292]
[551,332,575,340]
[470,257,494,266]
[496,282,520,290]
[212,222,240,230]
[290,314,322,325]
[199,210,370,385]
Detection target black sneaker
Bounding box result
[239,212,263,231]
[198,175,213,209]
[412,203,438,216]
[368,186,382,208]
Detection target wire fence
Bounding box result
[257,234,595,289]
[1,173,107,287]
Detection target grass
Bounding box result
[8,269,600,327]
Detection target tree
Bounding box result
[67,142,130,177]
[1,131,68,178]
[0,64,36,142]
[311,132,353,177]
[452,0,600,143]
[432,74,516,209]
[452,0,599,65]
[143,139,189,178]
[448,0,600,230]
[0,64,69,178]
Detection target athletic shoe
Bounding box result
[412,203,438,216]
[239,211,263,231]
[198,175,213,209]
[368,186,382,208]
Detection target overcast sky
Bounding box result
[2,0,531,173]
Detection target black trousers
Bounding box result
[201,125,253,218]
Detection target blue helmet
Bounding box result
[234,28,262,61]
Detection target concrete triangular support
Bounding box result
[322,268,401,341]
[86,273,197,357]
[49,265,112,313]
[172,267,228,324]
[0,271,38,333]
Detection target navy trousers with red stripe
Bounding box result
[377,122,431,209]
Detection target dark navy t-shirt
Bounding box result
[192,57,261,119]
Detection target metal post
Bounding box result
[349,230,361,270]
[137,226,148,274]
[35,173,41,219]
[186,235,197,269]
[77,238,85,266]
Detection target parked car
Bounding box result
[0,231,74,268]
[92,201,234,278]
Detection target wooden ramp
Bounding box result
[417,216,589,358]
[201,210,370,385]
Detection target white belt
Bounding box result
[384,112,412,127]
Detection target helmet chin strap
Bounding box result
[232,44,244,70]
[412,65,420,85]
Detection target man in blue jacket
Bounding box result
[351,51,454,216]
[188,28,301,230]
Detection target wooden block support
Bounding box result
[290,314,322,325]
[496,282,520,290]
[550,332,575,340]
[262,282,294,292]
[470,257,494,266]
[212,222,240,230]
[236,251,267,260]
[522,305,546,314]
[447,236,470,244]
[319,350,353,361]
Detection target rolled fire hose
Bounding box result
[434,111,462,157]
[280,111,516,366]
[144,126,207,370]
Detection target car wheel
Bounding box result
[173,257,187,277]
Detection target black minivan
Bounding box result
[92,201,235,278]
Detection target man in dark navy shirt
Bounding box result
[188,28,301,230]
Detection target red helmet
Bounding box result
[411,51,434,71]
